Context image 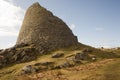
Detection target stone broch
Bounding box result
[0,2,79,67]
[17,2,78,53]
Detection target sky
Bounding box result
[0,0,120,49]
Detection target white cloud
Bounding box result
[0,0,25,36]
[0,29,17,36]
[69,24,76,30]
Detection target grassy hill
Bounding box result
[0,46,120,80]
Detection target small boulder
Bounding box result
[75,52,84,60]
[51,53,64,58]
[75,52,89,60]
[21,65,32,74]
[21,65,37,74]
[60,62,73,68]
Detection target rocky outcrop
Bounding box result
[0,44,37,68]
[21,65,37,74]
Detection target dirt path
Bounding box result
[102,59,120,80]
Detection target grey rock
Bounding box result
[75,53,84,60]
[21,65,37,74]
[60,62,73,68]
[21,65,32,74]
[0,46,37,67]
[75,52,89,60]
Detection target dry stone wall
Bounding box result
[17,2,78,53]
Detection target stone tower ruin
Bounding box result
[17,2,78,53]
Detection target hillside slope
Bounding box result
[0,47,120,80]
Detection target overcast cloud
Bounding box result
[0,0,24,48]
[0,0,24,36]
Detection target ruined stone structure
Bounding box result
[17,2,78,53]
[0,2,79,68]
